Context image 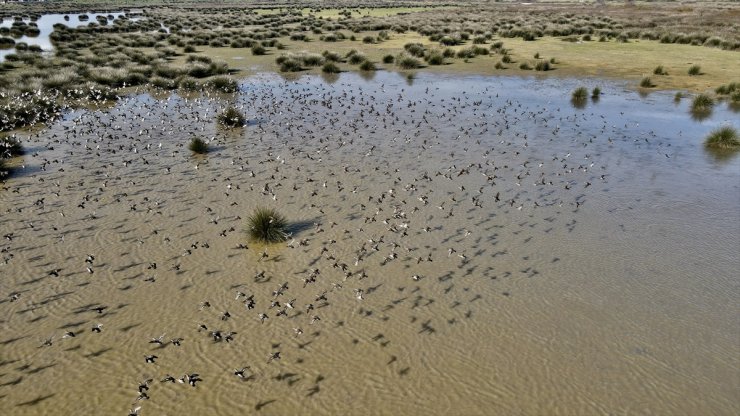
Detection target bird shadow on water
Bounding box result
[255,399,276,411]
[16,393,55,407]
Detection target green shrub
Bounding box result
[251,45,266,55]
[688,65,701,76]
[592,87,601,98]
[640,77,654,88]
[177,76,199,91]
[572,86,589,101]
[653,65,667,75]
[248,207,288,243]
[382,54,394,64]
[322,62,340,73]
[397,55,421,69]
[519,62,532,70]
[189,137,208,154]
[217,106,245,127]
[0,135,23,158]
[359,60,376,71]
[426,52,444,65]
[534,61,550,71]
[691,94,714,112]
[278,57,302,72]
[206,76,238,93]
[348,53,366,65]
[704,126,739,149]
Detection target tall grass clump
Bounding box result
[322,62,340,73]
[572,86,588,101]
[1,135,23,158]
[640,77,654,88]
[397,55,421,69]
[534,61,550,71]
[691,94,714,112]
[688,65,701,76]
[653,65,667,75]
[189,137,209,154]
[704,126,739,150]
[217,106,245,127]
[248,207,288,243]
[359,60,376,71]
[206,76,238,93]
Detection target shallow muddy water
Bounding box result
[0,72,738,416]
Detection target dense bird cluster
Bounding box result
[0,71,692,415]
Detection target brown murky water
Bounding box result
[1,72,738,416]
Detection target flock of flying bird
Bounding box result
[0,72,647,414]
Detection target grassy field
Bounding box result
[179,32,739,92]
[253,6,452,18]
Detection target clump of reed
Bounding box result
[217,106,245,127]
[397,55,421,69]
[704,126,739,150]
[205,76,238,93]
[322,62,340,73]
[247,207,288,243]
[691,94,714,112]
[276,55,303,72]
[572,86,589,101]
[189,137,209,154]
[359,60,376,71]
[639,77,654,88]
[0,135,23,158]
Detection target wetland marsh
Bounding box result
[0,2,738,416]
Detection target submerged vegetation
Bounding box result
[247,207,288,243]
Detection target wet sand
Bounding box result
[0,72,738,415]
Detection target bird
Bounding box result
[149,334,166,345]
[234,367,250,379]
[144,355,158,363]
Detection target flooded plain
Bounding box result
[0,72,738,416]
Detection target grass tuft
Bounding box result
[691,93,714,112]
[704,126,739,150]
[653,65,667,75]
[248,207,288,243]
[189,137,209,154]
[640,77,654,88]
[572,86,588,101]
[688,65,702,76]
[217,106,245,128]
[322,62,340,73]
[1,135,23,158]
